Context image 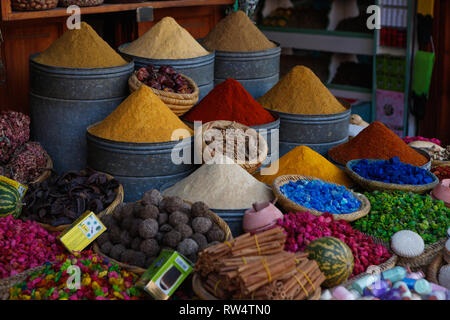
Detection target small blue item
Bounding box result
[402,278,417,290]
[351,157,434,185]
[280,179,361,214]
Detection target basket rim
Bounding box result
[30,154,53,184]
[272,174,371,222]
[345,159,439,192]
[28,170,124,232]
[130,71,199,100]
[93,198,233,273]
[396,238,447,268]
[192,272,322,300]
[431,161,450,168]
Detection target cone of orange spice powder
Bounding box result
[328,121,428,167]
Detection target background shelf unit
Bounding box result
[258,0,416,136]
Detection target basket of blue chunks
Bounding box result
[345,157,439,194]
[272,175,371,222]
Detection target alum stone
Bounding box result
[162,156,274,209]
[391,230,425,258]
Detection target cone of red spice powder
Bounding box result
[182,79,276,126]
[328,121,428,167]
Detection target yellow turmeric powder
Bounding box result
[88,85,193,143]
[254,145,352,187]
[121,17,209,59]
[258,66,347,115]
[34,22,127,68]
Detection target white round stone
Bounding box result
[391,230,425,258]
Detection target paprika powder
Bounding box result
[182,79,276,126]
[328,121,428,167]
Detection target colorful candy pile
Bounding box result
[0,216,65,279]
[9,251,143,300]
[277,212,392,276]
[354,191,450,244]
[351,157,434,185]
[280,179,361,214]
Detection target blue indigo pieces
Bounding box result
[352,157,434,185]
[280,179,361,214]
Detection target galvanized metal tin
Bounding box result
[118,44,215,100]
[250,113,280,164]
[209,208,246,237]
[213,44,281,99]
[29,55,133,100]
[29,56,134,173]
[86,128,196,202]
[273,108,351,157]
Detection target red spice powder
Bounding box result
[328,121,428,166]
[183,79,276,126]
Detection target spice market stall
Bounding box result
[0,3,449,304]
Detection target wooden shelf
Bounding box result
[1,0,234,21]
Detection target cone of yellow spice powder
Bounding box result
[88,85,193,143]
[254,145,352,187]
[34,22,127,69]
[258,66,347,115]
[121,17,209,60]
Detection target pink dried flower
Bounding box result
[0,216,65,279]
[276,212,391,277]
[0,111,30,163]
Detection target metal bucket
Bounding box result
[250,113,280,165]
[118,44,215,100]
[209,208,246,237]
[86,127,196,202]
[213,44,281,99]
[273,108,351,157]
[29,56,134,173]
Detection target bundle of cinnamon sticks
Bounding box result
[195,227,286,277]
[195,228,326,300]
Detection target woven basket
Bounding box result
[94,199,233,275]
[33,171,124,233]
[431,160,450,167]
[396,238,447,269]
[194,120,268,175]
[128,72,199,116]
[426,253,446,285]
[192,273,321,300]
[272,175,370,222]
[0,265,45,300]
[59,0,104,7]
[31,155,53,184]
[12,0,58,11]
[345,159,439,194]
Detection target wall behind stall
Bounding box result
[419,0,450,145]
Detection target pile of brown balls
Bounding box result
[96,189,226,268]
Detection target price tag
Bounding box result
[58,211,107,253]
[0,175,28,200]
